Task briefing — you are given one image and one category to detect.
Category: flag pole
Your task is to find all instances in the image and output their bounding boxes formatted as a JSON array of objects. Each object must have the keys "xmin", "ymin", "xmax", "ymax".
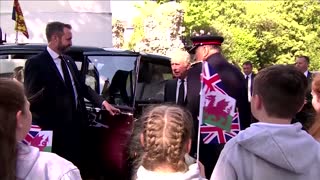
[
  {"xmin": 196, "ymin": 61, "xmax": 206, "ymax": 163},
  {"xmin": 15, "ymin": 31, "xmax": 18, "ymax": 43}
]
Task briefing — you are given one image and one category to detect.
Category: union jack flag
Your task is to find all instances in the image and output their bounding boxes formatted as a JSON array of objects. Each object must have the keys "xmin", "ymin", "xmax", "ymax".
[
  {"xmin": 201, "ymin": 114, "xmax": 240, "ymax": 144},
  {"xmin": 199, "ymin": 62, "xmax": 240, "ymax": 144},
  {"xmin": 22, "ymin": 125, "xmax": 41, "ymax": 145}
]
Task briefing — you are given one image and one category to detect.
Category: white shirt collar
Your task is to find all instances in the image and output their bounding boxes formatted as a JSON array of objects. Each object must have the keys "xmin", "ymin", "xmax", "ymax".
[
  {"xmin": 304, "ymin": 70, "xmax": 308, "ymax": 77},
  {"xmin": 46, "ymin": 46, "xmax": 60, "ymax": 60}
]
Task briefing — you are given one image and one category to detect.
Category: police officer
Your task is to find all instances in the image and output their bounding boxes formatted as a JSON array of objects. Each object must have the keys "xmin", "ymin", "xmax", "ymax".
[{"xmin": 186, "ymin": 35, "xmax": 251, "ymax": 178}]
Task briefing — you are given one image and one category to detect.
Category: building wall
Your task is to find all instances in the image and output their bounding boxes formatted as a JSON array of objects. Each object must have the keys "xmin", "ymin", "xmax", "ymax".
[{"xmin": 0, "ymin": 1, "xmax": 112, "ymax": 47}]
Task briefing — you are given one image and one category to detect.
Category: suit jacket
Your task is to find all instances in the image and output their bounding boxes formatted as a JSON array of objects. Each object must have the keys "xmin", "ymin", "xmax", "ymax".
[
  {"xmin": 24, "ymin": 50, "xmax": 105, "ymax": 161},
  {"xmin": 186, "ymin": 53, "xmax": 251, "ymax": 131},
  {"xmin": 164, "ymin": 79, "xmax": 178, "ymax": 103},
  {"xmin": 24, "ymin": 50, "xmax": 104, "ymax": 129},
  {"xmin": 186, "ymin": 53, "xmax": 252, "ymax": 177},
  {"xmin": 306, "ymin": 71, "xmax": 313, "ymax": 104},
  {"xmin": 244, "ymin": 73, "xmax": 255, "ymax": 99}
]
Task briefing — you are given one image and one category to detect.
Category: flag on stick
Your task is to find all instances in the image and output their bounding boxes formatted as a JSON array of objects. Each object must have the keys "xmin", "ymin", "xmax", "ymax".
[
  {"xmin": 198, "ymin": 62, "xmax": 240, "ymax": 144},
  {"xmin": 12, "ymin": 0, "xmax": 29, "ymax": 39}
]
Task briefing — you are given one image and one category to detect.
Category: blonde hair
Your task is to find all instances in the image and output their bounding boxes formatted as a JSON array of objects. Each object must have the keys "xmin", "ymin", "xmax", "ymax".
[
  {"xmin": 168, "ymin": 49, "xmax": 191, "ymax": 65},
  {"xmin": 140, "ymin": 105, "xmax": 193, "ymax": 172},
  {"xmin": 309, "ymin": 73, "xmax": 320, "ymax": 140}
]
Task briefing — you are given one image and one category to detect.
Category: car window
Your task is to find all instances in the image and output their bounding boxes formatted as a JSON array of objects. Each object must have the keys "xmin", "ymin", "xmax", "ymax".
[
  {"xmin": 86, "ymin": 55, "xmax": 137, "ymax": 106},
  {"xmin": 135, "ymin": 60, "xmax": 172, "ymax": 102},
  {"xmin": 0, "ymin": 54, "xmax": 31, "ymax": 82},
  {"xmin": 0, "ymin": 52, "xmax": 85, "ymax": 82}
]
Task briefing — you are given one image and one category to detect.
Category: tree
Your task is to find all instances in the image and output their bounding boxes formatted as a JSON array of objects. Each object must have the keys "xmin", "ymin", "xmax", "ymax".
[
  {"xmin": 129, "ymin": 0, "xmax": 320, "ymax": 70},
  {"xmin": 181, "ymin": 0, "xmax": 320, "ymax": 70},
  {"xmin": 112, "ymin": 19, "xmax": 125, "ymax": 48},
  {"xmin": 129, "ymin": 1, "xmax": 185, "ymax": 56}
]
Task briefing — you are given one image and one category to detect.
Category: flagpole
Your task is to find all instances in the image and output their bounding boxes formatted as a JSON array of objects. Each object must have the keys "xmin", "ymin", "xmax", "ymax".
[
  {"xmin": 196, "ymin": 61, "xmax": 205, "ymax": 163},
  {"xmin": 15, "ymin": 31, "xmax": 18, "ymax": 43}
]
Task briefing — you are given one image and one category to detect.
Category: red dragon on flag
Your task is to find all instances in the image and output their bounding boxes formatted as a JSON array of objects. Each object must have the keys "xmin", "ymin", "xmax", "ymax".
[{"xmin": 199, "ymin": 62, "xmax": 240, "ymax": 144}]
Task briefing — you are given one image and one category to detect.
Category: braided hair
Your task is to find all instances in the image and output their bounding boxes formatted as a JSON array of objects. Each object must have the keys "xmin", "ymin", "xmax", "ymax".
[{"xmin": 140, "ymin": 104, "xmax": 193, "ymax": 172}]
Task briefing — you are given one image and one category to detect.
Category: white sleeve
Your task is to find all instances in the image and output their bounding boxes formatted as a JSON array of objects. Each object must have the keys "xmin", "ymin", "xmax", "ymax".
[{"xmin": 60, "ymin": 168, "xmax": 82, "ymax": 180}]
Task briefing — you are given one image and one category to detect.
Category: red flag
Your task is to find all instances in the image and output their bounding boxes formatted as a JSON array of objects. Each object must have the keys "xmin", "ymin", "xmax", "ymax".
[{"xmin": 12, "ymin": 0, "xmax": 29, "ymax": 38}]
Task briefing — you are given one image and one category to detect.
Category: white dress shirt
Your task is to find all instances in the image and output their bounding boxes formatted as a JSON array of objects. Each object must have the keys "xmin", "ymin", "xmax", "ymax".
[
  {"xmin": 47, "ymin": 47, "xmax": 78, "ymax": 103},
  {"xmin": 304, "ymin": 70, "xmax": 308, "ymax": 77},
  {"xmin": 175, "ymin": 78, "xmax": 187, "ymax": 103}
]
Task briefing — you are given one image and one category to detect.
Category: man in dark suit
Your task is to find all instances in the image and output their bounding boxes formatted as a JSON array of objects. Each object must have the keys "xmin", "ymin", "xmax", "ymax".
[
  {"xmin": 242, "ymin": 61, "xmax": 255, "ymax": 102},
  {"xmin": 294, "ymin": 55, "xmax": 315, "ymax": 129},
  {"xmin": 24, "ymin": 21, "xmax": 119, "ymax": 169},
  {"xmin": 164, "ymin": 50, "xmax": 191, "ymax": 106},
  {"xmin": 186, "ymin": 35, "xmax": 251, "ymax": 178}
]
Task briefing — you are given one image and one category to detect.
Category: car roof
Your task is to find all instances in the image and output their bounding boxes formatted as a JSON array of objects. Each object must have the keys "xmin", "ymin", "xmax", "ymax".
[
  {"xmin": 0, "ymin": 43, "xmax": 171, "ymax": 65},
  {"xmin": 0, "ymin": 43, "xmax": 105, "ymax": 54},
  {"xmin": 101, "ymin": 48, "xmax": 170, "ymax": 61},
  {"xmin": 0, "ymin": 44, "xmax": 170, "ymax": 60}
]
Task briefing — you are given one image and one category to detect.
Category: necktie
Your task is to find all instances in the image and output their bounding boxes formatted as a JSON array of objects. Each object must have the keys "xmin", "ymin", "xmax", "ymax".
[
  {"xmin": 177, "ymin": 79, "xmax": 185, "ymax": 105},
  {"xmin": 59, "ymin": 56, "xmax": 76, "ymax": 107},
  {"xmin": 245, "ymin": 75, "xmax": 249, "ymax": 87}
]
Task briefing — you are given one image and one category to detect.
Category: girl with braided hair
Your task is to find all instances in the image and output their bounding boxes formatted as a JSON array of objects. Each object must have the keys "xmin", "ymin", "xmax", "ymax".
[{"xmin": 132, "ymin": 104, "xmax": 206, "ymax": 180}]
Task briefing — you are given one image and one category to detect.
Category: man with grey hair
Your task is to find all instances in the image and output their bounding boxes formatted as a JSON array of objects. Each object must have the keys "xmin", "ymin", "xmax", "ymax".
[{"xmin": 164, "ymin": 49, "xmax": 191, "ymax": 106}]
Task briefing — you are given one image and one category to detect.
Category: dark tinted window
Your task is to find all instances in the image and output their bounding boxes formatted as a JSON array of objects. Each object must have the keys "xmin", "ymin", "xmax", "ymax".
[{"xmin": 135, "ymin": 59, "xmax": 172, "ymax": 102}]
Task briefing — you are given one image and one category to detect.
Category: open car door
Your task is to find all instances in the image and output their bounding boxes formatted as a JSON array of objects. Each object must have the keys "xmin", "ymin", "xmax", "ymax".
[
  {"xmin": 82, "ymin": 50, "xmax": 139, "ymax": 179},
  {"xmin": 81, "ymin": 50, "xmax": 172, "ymax": 179}
]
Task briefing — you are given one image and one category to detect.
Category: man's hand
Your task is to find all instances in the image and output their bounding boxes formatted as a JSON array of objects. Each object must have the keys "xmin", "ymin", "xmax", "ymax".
[{"xmin": 102, "ymin": 100, "xmax": 120, "ymax": 116}]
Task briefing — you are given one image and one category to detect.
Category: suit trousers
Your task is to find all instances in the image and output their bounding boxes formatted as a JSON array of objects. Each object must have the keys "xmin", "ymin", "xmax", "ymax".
[{"xmin": 52, "ymin": 108, "xmax": 85, "ymax": 171}]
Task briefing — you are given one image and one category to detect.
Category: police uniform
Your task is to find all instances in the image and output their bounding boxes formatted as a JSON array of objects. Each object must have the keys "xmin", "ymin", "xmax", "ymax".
[{"xmin": 186, "ymin": 35, "xmax": 251, "ymax": 178}]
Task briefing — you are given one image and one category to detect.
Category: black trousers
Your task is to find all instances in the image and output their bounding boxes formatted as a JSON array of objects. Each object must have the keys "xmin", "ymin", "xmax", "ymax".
[
  {"xmin": 199, "ymin": 143, "xmax": 225, "ymax": 179},
  {"xmin": 51, "ymin": 108, "xmax": 86, "ymax": 172}
]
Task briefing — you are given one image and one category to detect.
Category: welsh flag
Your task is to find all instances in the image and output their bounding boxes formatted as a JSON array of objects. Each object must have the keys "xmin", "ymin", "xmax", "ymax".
[
  {"xmin": 23, "ymin": 125, "xmax": 53, "ymax": 152},
  {"xmin": 199, "ymin": 62, "xmax": 240, "ymax": 144}
]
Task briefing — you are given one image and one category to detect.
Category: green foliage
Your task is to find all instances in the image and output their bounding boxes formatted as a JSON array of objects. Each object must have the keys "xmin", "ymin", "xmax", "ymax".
[
  {"xmin": 129, "ymin": 0, "xmax": 320, "ymax": 70},
  {"xmin": 181, "ymin": 0, "xmax": 320, "ymax": 70},
  {"xmin": 127, "ymin": 1, "xmax": 160, "ymax": 50}
]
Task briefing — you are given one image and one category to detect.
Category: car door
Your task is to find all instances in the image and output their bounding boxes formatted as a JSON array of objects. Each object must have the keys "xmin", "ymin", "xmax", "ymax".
[
  {"xmin": 82, "ymin": 51, "xmax": 138, "ymax": 179},
  {"xmin": 133, "ymin": 54, "xmax": 172, "ymax": 117}
]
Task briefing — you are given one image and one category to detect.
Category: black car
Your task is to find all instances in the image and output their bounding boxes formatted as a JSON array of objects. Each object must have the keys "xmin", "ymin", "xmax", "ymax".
[{"xmin": 0, "ymin": 43, "xmax": 172, "ymax": 179}]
